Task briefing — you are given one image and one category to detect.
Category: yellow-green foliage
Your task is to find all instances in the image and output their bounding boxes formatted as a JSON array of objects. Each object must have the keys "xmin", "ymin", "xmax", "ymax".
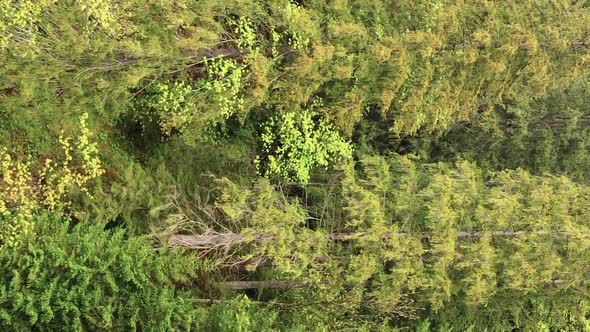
[
  {"xmin": 235, "ymin": 16, "xmax": 258, "ymax": 52},
  {"xmin": 76, "ymin": 0, "xmax": 118, "ymax": 32},
  {"xmin": 204, "ymin": 57, "xmax": 247, "ymax": 119},
  {"xmin": 132, "ymin": 57, "xmax": 247, "ymax": 143},
  {"xmin": 0, "ymin": 113, "xmax": 103, "ymax": 246},
  {"xmin": 213, "ymin": 177, "xmax": 328, "ymax": 278},
  {"xmin": 0, "ymin": 0, "xmax": 123, "ymax": 51},
  {"xmin": 0, "ymin": 153, "xmax": 36, "ymax": 246},
  {"xmin": 256, "ymin": 109, "xmax": 352, "ymax": 183},
  {"xmin": 0, "ymin": 0, "xmax": 203, "ymax": 61},
  {"xmin": 456, "ymin": 234, "xmax": 497, "ymax": 305},
  {"xmin": 282, "ymin": 2, "xmax": 312, "ymax": 51},
  {"xmin": 0, "ymin": 0, "xmax": 55, "ymax": 51},
  {"xmin": 133, "ymin": 80, "xmax": 194, "ymax": 136}
]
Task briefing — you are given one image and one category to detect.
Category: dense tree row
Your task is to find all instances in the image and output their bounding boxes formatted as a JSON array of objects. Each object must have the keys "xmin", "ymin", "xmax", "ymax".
[{"xmin": 1, "ymin": 0, "xmax": 590, "ymax": 330}]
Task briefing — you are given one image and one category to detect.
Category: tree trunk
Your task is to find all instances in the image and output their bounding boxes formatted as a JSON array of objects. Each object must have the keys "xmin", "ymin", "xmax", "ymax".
[
  {"xmin": 169, "ymin": 229, "xmax": 579, "ymax": 248},
  {"xmin": 220, "ymin": 278, "xmax": 564, "ymax": 290},
  {"xmin": 169, "ymin": 233, "xmax": 273, "ymax": 249},
  {"xmin": 222, "ymin": 280, "xmax": 308, "ymax": 290}
]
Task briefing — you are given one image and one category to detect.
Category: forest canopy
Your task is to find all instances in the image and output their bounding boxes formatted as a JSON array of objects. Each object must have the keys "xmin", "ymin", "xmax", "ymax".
[{"xmin": 1, "ymin": 0, "xmax": 590, "ymax": 330}]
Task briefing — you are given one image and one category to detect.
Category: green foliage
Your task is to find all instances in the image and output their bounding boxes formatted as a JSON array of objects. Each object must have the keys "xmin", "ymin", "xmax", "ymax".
[
  {"xmin": 0, "ymin": 113, "xmax": 104, "ymax": 247},
  {"xmin": 203, "ymin": 57, "xmax": 247, "ymax": 120},
  {"xmin": 131, "ymin": 57, "xmax": 248, "ymax": 144},
  {"xmin": 256, "ymin": 110, "xmax": 352, "ymax": 183},
  {"xmin": 132, "ymin": 80, "xmax": 195, "ymax": 136},
  {"xmin": 424, "ymin": 75, "xmax": 590, "ymax": 182},
  {"xmin": 0, "ymin": 0, "xmax": 55, "ymax": 53},
  {"xmin": 2, "ymin": 0, "xmax": 590, "ymax": 330},
  {"xmin": 83, "ymin": 160, "xmax": 175, "ymax": 233},
  {"xmin": 355, "ymin": 155, "xmax": 590, "ymax": 329},
  {"xmin": 203, "ymin": 296, "xmax": 280, "ymax": 332},
  {"xmin": 214, "ymin": 177, "xmax": 328, "ymax": 277},
  {"xmin": 192, "ymin": 154, "xmax": 590, "ymax": 328},
  {"xmin": 0, "ymin": 214, "xmax": 202, "ymax": 331}
]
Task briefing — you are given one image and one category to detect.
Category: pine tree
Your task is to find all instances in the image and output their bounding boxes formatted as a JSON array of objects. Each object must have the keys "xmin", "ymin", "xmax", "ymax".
[
  {"xmin": 423, "ymin": 74, "xmax": 590, "ymax": 182},
  {"xmin": 161, "ymin": 154, "xmax": 590, "ymax": 329}
]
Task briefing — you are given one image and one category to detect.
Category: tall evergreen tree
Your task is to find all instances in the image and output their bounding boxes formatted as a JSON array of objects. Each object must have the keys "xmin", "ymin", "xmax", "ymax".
[{"xmin": 162, "ymin": 154, "xmax": 590, "ymax": 329}]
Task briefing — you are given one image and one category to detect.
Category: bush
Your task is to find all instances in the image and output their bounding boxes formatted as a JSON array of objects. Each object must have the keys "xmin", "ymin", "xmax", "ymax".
[
  {"xmin": 256, "ymin": 110, "xmax": 352, "ymax": 183},
  {"xmin": 0, "ymin": 214, "xmax": 203, "ymax": 331}
]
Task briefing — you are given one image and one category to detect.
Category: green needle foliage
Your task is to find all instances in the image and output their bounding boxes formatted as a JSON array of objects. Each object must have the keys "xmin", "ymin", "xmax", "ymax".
[
  {"xmin": 169, "ymin": 154, "xmax": 590, "ymax": 329},
  {"xmin": 1, "ymin": 0, "xmax": 590, "ymax": 330},
  {"xmin": 0, "ymin": 214, "xmax": 202, "ymax": 331}
]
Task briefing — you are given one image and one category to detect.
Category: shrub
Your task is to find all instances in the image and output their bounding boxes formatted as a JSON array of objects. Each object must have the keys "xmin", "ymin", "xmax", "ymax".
[
  {"xmin": 0, "ymin": 113, "xmax": 104, "ymax": 247},
  {"xmin": 0, "ymin": 214, "xmax": 202, "ymax": 331},
  {"xmin": 256, "ymin": 110, "xmax": 352, "ymax": 183}
]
